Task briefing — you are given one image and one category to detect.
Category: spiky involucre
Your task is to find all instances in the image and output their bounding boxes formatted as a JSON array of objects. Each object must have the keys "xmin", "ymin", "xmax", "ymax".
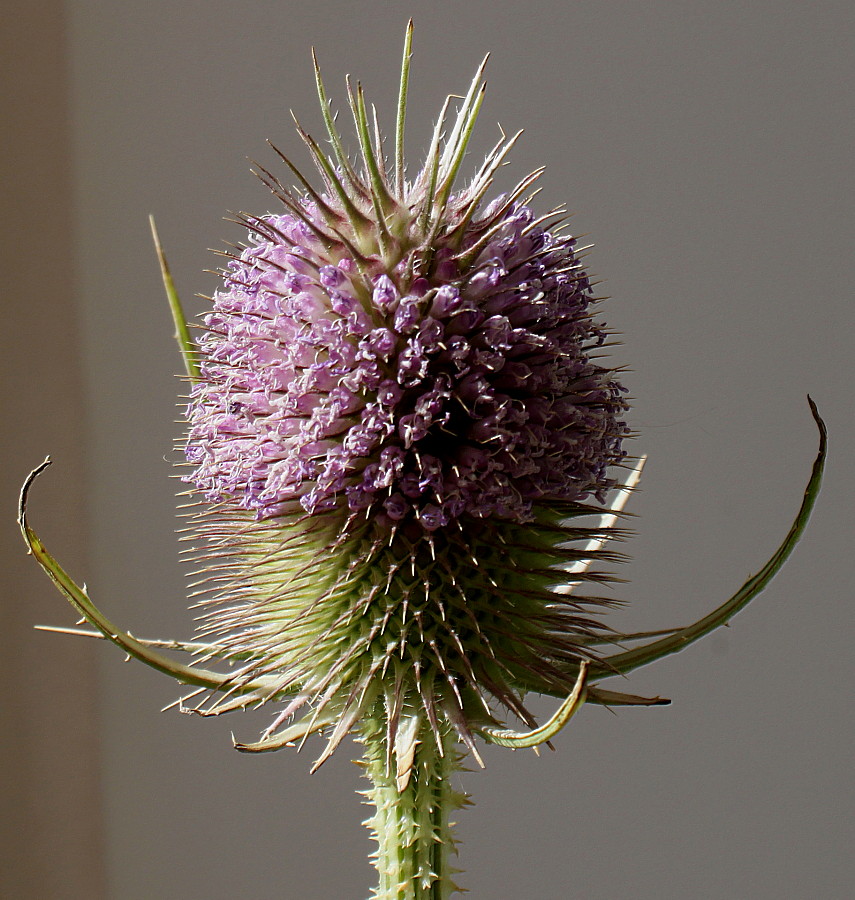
[{"xmin": 180, "ymin": 43, "xmax": 629, "ymax": 770}]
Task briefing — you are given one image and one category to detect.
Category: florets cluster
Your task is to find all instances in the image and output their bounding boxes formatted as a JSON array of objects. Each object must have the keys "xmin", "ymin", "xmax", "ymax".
[{"xmin": 186, "ymin": 198, "xmax": 627, "ymax": 533}]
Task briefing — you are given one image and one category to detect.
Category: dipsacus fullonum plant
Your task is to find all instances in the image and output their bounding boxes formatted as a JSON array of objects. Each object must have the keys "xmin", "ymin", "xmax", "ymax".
[{"xmin": 21, "ymin": 23, "xmax": 825, "ymax": 900}]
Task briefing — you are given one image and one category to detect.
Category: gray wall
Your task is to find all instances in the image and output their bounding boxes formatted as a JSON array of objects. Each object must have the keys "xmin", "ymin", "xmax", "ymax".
[
  {"xmin": 1, "ymin": 3, "xmax": 104, "ymax": 897},
  {"xmin": 6, "ymin": 1, "xmax": 853, "ymax": 897}
]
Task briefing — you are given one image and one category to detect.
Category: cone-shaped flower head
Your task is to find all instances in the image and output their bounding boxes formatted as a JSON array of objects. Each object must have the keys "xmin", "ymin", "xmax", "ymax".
[{"xmin": 181, "ymin": 38, "xmax": 629, "ymax": 765}]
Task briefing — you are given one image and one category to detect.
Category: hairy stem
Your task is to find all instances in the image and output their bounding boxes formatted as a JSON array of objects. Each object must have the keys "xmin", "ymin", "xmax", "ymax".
[{"xmin": 360, "ymin": 709, "xmax": 465, "ymax": 899}]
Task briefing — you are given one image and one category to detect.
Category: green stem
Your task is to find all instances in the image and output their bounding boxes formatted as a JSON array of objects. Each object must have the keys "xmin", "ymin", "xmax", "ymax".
[{"xmin": 360, "ymin": 710, "xmax": 464, "ymax": 899}]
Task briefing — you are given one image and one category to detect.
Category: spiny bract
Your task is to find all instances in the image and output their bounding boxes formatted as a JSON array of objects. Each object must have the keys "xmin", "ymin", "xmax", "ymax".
[{"xmin": 179, "ymin": 36, "xmax": 630, "ymax": 771}]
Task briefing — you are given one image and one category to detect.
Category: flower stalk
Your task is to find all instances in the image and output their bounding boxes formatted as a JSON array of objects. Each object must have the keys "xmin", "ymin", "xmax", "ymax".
[{"xmin": 360, "ymin": 711, "xmax": 464, "ymax": 899}]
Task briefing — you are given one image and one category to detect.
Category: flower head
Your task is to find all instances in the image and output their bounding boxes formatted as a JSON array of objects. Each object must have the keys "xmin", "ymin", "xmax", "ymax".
[
  {"xmin": 179, "ymin": 35, "xmax": 630, "ymax": 766},
  {"xmin": 187, "ymin": 203, "xmax": 624, "ymax": 528}
]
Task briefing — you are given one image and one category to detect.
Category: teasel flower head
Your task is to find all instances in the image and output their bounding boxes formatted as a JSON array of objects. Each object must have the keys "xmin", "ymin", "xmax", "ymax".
[{"xmin": 178, "ymin": 31, "xmax": 631, "ymax": 770}]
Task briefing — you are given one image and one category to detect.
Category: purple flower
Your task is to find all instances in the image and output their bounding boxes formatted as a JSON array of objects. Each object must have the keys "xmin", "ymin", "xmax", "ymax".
[
  {"xmin": 185, "ymin": 197, "xmax": 626, "ymax": 534},
  {"xmin": 179, "ymin": 36, "xmax": 631, "ymax": 769}
]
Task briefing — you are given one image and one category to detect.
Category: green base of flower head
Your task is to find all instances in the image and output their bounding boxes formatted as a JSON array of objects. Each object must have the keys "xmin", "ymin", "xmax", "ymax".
[{"xmin": 169, "ymin": 492, "xmax": 624, "ymax": 768}]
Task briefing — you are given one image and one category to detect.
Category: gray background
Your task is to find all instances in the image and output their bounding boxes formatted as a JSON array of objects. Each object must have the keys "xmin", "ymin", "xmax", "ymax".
[{"xmin": 3, "ymin": 1, "xmax": 853, "ymax": 898}]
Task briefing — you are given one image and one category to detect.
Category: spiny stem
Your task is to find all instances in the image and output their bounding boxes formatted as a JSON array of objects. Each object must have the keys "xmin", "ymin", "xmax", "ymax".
[{"xmin": 360, "ymin": 708, "xmax": 465, "ymax": 899}]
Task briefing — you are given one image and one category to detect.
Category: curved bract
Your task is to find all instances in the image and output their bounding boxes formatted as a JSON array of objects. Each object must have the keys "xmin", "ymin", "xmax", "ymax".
[{"xmin": 594, "ymin": 397, "xmax": 826, "ymax": 681}]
